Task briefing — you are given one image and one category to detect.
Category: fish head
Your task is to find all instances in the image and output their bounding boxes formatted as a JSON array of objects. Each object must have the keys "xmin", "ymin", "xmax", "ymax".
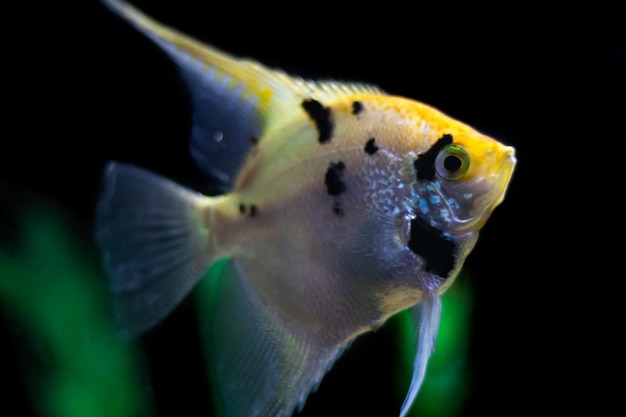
[{"xmin": 410, "ymin": 130, "xmax": 516, "ymax": 236}]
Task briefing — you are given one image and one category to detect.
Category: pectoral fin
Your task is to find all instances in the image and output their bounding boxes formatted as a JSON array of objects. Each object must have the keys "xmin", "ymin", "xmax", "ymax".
[
  {"xmin": 204, "ymin": 259, "xmax": 348, "ymax": 417},
  {"xmin": 399, "ymin": 292, "xmax": 442, "ymax": 417}
]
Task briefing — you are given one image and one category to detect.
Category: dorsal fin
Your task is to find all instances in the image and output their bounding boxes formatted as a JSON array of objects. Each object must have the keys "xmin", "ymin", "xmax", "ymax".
[{"xmin": 102, "ymin": 0, "xmax": 383, "ymax": 191}]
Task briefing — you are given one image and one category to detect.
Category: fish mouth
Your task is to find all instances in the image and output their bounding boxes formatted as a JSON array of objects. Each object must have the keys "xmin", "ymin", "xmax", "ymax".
[
  {"xmin": 489, "ymin": 151, "xmax": 516, "ymax": 208},
  {"xmin": 444, "ymin": 150, "xmax": 516, "ymax": 234}
]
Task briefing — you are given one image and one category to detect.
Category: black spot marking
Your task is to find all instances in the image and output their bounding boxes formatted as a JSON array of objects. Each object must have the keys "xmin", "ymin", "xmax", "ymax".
[
  {"xmin": 249, "ymin": 205, "xmax": 259, "ymax": 217},
  {"xmin": 239, "ymin": 202, "xmax": 259, "ymax": 217},
  {"xmin": 413, "ymin": 134, "xmax": 453, "ymax": 181},
  {"xmin": 352, "ymin": 101, "xmax": 363, "ymax": 115},
  {"xmin": 407, "ymin": 217, "xmax": 457, "ymax": 278},
  {"xmin": 332, "ymin": 201, "xmax": 344, "ymax": 216},
  {"xmin": 364, "ymin": 138, "xmax": 379, "ymax": 155},
  {"xmin": 250, "ymin": 136, "xmax": 259, "ymax": 145},
  {"xmin": 302, "ymin": 99, "xmax": 334, "ymax": 143},
  {"xmin": 325, "ymin": 161, "xmax": 346, "ymax": 196}
]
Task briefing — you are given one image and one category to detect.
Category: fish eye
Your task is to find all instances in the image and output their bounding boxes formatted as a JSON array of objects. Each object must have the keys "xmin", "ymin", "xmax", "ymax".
[{"xmin": 435, "ymin": 145, "xmax": 470, "ymax": 180}]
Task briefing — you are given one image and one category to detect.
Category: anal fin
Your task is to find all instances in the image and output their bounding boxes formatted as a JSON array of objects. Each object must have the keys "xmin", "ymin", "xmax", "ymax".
[{"xmin": 201, "ymin": 259, "xmax": 347, "ymax": 417}]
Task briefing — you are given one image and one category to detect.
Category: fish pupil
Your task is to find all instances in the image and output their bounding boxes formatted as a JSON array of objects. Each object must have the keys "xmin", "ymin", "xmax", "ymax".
[{"xmin": 443, "ymin": 155, "xmax": 462, "ymax": 172}]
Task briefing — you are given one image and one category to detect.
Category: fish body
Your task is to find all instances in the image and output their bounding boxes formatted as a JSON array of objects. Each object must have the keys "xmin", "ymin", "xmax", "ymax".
[{"xmin": 96, "ymin": 1, "xmax": 516, "ymax": 416}]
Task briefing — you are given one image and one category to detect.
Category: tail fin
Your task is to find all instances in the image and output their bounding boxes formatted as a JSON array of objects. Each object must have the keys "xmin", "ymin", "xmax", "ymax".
[{"xmin": 95, "ymin": 162, "xmax": 212, "ymax": 338}]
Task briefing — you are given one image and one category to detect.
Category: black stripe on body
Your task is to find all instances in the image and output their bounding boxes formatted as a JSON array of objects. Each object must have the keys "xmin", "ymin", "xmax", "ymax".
[
  {"xmin": 407, "ymin": 216, "xmax": 456, "ymax": 278},
  {"xmin": 413, "ymin": 134, "xmax": 453, "ymax": 181},
  {"xmin": 302, "ymin": 99, "xmax": 334, "ymax": 143}
]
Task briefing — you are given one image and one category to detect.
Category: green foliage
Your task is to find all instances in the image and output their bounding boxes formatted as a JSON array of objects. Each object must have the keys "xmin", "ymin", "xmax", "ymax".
[{"xmin": 0, "ymin": 208, "xmax": 145, "ymax": 417}]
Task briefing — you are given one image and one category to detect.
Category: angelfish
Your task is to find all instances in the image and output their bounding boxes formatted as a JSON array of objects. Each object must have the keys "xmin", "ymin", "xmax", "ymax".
[{"xmin": 96, "ymin": 1, "xmax": 517, "ymax": 416}]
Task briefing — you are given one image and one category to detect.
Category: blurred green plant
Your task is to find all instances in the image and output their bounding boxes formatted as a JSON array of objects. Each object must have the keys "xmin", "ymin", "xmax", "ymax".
[{"xmin": 0, "ymin": 207, "xmax": 145, "ymax": 417}]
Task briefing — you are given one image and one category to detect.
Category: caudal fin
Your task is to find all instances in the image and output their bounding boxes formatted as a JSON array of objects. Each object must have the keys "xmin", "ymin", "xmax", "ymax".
[{"xmin": 95, "ymin": 162, "xmax": 212, "ymax": 338}]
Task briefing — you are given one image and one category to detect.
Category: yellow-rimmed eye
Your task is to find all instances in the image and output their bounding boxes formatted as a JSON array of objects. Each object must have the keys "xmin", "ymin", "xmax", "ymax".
[{"xmin": 435, "ymin": 145, "xmax": 470, "ymax": 180}]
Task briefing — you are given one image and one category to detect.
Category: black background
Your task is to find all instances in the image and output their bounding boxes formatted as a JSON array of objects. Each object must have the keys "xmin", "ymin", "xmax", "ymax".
[{"xmin": 2, "ymin": 0, "xmax": 624, "ymax": 416}]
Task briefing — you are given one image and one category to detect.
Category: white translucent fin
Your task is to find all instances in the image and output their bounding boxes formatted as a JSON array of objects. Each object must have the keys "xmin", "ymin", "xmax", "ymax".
[
  {"xmin": 101, "ymin": 0, "xmax": 384, "ymax": 191},
  {"xmin": 95, "ymin": 162, "xmax": 211, "ymax": 338},
  {"xmin": 209, "ymin": 260, "xmax": 348, "ymax": 417},
  {"xmin": 399, "ymin": 292, "xmax": 442, "ymax": 417}
]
